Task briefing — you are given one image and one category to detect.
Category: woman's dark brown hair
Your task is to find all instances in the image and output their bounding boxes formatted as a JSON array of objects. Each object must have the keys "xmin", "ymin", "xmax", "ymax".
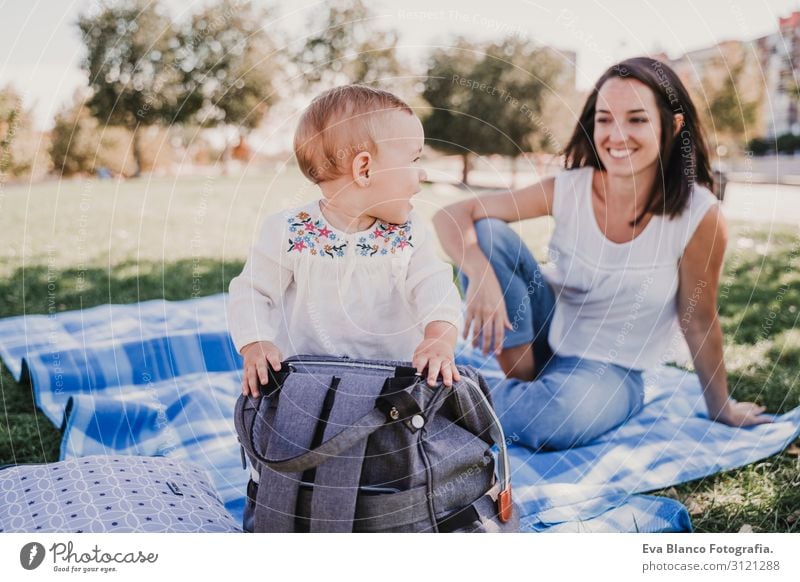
[{"xmin": 562, "ymin": 57, "xmax": 712, "ymax": 225}]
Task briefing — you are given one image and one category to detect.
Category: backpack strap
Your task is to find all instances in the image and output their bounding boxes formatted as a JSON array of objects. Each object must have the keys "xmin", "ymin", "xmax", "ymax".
[
  {"xmin": 307, "ymin": 371, "xmax": 390, "ymax": 532},
  {"xmin": 254, "ymin": 372, "xmax": 332, "ymax": 532}
]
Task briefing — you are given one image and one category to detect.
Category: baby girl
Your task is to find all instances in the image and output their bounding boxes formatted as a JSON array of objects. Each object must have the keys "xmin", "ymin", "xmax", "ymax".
[{"xmin": 227, "ymin": 84, "xmax": 463, "ymax": 397}]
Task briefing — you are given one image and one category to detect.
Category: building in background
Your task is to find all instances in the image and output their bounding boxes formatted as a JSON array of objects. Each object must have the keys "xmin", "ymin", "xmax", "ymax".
[
  {"xmin": 755, "ymin": 11, "xmax": 800, "ymax": 137},
  {"xmin": 664, "ymin": 11, "xmax": 800, "ymax": 141}
]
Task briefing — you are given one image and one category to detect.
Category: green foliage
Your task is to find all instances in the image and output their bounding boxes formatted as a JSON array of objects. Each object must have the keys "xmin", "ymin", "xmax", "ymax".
[
  {"xmin": 77, "ymin": 0, "xmax": 188, "ymax": 175},
  {"xmin": 420, "ymin": 38, "xmax": 484, "ymax": 181},
  {"xmin": 48, "ymin": 90, "xmax": 122, "ymax": 176},
  {"xmin": 77, "ymin": 0, "xmax": 188, "ymax": 129},
  {"xmin": 708, "ymin": 61, "xmax": 758, "ymax": 137},
  {"xmin": 744, "ymin": 133, "xmax": 800, "ymax": 156},
  {"xmin": 0, "ymin": 85, "xmax": 34, "ymax": 178},
  {"xmin": 421, "ymin": 36, "xmax": 564, "ymax": 184},
  {"xmin": 0, "ymin": 88, "xmax": 20, "ymax": 176},
  {"xmin": 177, "ymin": 0, "xmax": 278, "ymax": 132},
  {"xmin": 746, "ymin": 137, "xmax": 772, "ymax": 156},
  {"xmin": 76, "ymin": 0, "xmax": 278, "ymax": 175},
  {"xmin": 775, "ymin": 132, "xmax": 800, "ymax": 154},
  {"xmin": 295, "ymin": 0, "xmax": 404, "ymax": 91}
]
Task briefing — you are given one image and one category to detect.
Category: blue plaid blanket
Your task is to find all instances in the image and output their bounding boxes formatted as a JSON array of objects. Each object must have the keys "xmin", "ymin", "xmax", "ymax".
[{"xmin": 1, "ymin": 294, "xmax": 798, "ymax": 532}]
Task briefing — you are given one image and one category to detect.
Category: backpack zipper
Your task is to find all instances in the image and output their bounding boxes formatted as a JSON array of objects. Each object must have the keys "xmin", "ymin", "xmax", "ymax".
[{"xmin": 285, "ymin": 358, "xmax": 417, "ymax": 373}]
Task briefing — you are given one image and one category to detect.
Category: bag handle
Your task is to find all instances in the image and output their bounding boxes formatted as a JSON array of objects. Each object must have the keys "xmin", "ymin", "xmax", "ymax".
[
  {"xmin": 238, "ymin": 373, "xmax": 414, "ymax": 473},
  {"xmin": 456, "ymin": 375, "xmax": 513, "ymax": 523}
]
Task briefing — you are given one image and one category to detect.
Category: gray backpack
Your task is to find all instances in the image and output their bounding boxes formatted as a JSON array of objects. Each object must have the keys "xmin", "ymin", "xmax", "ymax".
[{"xmin": 234, "ymin": 354, "xmax": 519, "ymax": 533}]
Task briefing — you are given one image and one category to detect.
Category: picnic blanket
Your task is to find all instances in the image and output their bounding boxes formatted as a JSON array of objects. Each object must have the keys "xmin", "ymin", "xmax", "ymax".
[{"xmin": 1, "ymin": 293, "xmax": 798, "ymax": 532}]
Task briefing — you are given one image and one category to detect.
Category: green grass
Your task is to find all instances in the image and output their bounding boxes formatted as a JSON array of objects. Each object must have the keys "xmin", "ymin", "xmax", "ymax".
[
  {"xmin": 650, "ymin": 225, "xmax": 800, "ymax": 532},
  {"xmin": 1, "ymin": 172, "xmax": 798, "ymax": 531}
]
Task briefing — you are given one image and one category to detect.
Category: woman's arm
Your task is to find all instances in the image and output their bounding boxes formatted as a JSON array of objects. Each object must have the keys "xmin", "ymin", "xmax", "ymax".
[
  {"xmin": 431, "ymin": 177, "xmax": 555, "ymax": 353},
  {"xmin": 677, "ymin": 205, "xmax": 772, "ymax": 426},
  {"xmin": 432, "ymin": 177, "xmax": 555, "ymax": 279}
]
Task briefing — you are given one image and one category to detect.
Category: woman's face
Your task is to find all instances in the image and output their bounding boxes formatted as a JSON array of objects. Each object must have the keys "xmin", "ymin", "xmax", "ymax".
[{"xmin": 593, "ymin": 77, "xmax": 663, "ymax": 177}]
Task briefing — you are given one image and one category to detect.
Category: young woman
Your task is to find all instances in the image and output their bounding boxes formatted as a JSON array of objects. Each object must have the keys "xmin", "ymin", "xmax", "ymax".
[{"xmin": 433, "ymin": 57, "xmax": 772, "ymax": 451}]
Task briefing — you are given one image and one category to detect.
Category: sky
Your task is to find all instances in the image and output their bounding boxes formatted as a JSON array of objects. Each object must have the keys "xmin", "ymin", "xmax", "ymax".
[{"xmin": 1, "ymin": 0, "xmax": 799, "ymax": 131}]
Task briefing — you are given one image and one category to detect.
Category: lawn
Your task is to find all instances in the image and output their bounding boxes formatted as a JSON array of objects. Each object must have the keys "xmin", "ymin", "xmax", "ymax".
[{"xmin": 1, "ymin": 170, "xmax": 798, "ymax": 532}]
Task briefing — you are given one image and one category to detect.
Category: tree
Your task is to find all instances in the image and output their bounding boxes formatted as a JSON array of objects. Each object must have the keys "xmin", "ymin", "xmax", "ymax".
[
  {"xmin": 421, "ymin": 40, "xmax": 485, "ymax": 184},
  {"xmin": 77, "ymin": 0, "xmax": 190, "ymax": 176},
  {"xmin": 707, "ymin": 58, "xmax": 759, "ymax": 150},
  {"xmin": 473, "ymin": 38, "xmax": 563, "ymax": 184},
  {"xmin": 0, "ymin": 85, "xmax": 37, "ymax": 179},
  {"xmin": 177, "ymin": 0, "xmax": 278, "ymax": 167},
  {"xmin": 686, "ymin": 52, "xmax": 761, "ymax": 155},
  {"xmin": 294, "ymin": 0, "xmax": 404, "ymax": 91},
  {"xmin": 422, "ymin": 37, "xmax": 564, "ymax": 185},
  {"xmin": 50, "ymin": 90, "xmax": 106, "ymax": 176},
  {"xmin": 0, "ymin": 86, "xmax": 23, "ymax": 178}
]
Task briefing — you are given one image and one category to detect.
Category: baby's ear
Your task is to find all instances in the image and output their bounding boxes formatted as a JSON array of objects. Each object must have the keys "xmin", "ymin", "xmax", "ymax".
[{"xmin": 352, "ymin": 151, "xmax": 372, "ymax": 187}]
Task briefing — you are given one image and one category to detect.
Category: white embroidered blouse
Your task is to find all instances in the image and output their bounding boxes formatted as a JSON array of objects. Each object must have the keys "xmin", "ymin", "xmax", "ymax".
[{"xmin": 226, "ymin": 199, "xmax": 463, "ymax": 361}]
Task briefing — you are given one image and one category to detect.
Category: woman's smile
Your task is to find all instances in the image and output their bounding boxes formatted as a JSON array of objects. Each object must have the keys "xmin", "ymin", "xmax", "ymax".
[{"xmin": 607, "ymin": 147, "xmax": 638, "ymax": 160}]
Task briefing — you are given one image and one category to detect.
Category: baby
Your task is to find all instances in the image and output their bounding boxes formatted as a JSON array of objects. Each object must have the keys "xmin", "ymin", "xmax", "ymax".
[{"xmin": 227, "ymin": 84, "xmax": 463, "ymax": 398}]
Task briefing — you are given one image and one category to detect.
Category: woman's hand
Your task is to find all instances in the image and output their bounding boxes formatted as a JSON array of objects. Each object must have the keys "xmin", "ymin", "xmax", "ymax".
[
  {"xmin": 463, "ymin": 270, "xmax": 513, "ymax": 355},
  {"xmin": 240, "ymin": 340, "xmax": 283, "ymax": 398},
  {"xmin": 710, "ymin": 399, "xmax": 774, "ymax": 427}
]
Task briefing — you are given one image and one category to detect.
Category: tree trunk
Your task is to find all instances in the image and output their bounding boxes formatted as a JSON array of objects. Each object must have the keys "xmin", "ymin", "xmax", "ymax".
[
  {"xmin": 131, "ymin": 126, "xmax": 143, "ymax": 178},
  {"xmin": 510, "ymin": 155, "xmax": 518, "ymax": 189},
  {"xmin": 461, "ymin": 153, "xmax": 471, "ymax": 185},
  {"xmin": 219, "ymin": 124, "xmax": 234, "ymax": 176}
]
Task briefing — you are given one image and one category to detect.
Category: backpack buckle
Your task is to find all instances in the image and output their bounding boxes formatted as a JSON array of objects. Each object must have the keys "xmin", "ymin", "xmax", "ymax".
[{"xmin": 376, "ymin": 391, "xmax": 425, "ymax": 432}]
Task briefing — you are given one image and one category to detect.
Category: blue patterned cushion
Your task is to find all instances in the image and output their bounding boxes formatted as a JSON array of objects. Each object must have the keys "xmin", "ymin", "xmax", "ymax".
[{"xmin": 0, "ymin": 455, "xmax": 241, "ymax": 533}]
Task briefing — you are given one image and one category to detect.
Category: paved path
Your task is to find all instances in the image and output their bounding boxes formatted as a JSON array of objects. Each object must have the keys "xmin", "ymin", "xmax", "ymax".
[
  {"xmin": 423, "ymin": 174, "xmax": 800, "ymax": 228},
  {"xmin": 720, "ymin": 181, "xmax": 800, "ymax": 226}
]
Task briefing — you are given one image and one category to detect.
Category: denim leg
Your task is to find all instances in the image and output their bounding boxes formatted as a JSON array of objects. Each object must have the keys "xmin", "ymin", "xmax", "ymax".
[
  {"xmin": 490, "ymin": 355, "xmax": 646, "ymax": 451},
  {"xmin": 457, "ymin": 218, "xmax": 556, "ymax": 373}
]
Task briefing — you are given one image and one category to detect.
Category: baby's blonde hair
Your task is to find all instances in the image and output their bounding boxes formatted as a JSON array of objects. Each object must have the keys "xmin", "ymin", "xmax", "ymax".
[{"xmin": 293, "ymin": 85, "xmax": 413, "ymax": 184}]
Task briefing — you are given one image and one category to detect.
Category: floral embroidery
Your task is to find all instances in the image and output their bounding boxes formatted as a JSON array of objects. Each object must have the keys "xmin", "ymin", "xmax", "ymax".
[
  {"xmin": 356, "ymin": 223, "xmax": 413, "ymax": 257},
  {"xmin": 287, "ymin": 210, "xmax": 344, "ymax": 258},
  {"xmin": 286, "ymin": 207, "xmax": 413, "ymax": 259}
]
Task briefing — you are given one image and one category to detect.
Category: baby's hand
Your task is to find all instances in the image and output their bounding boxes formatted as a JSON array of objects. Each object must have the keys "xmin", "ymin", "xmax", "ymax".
[
  {"xmin": 240, "ymin": 340, "xmax": 283, "ymax": 398},
  {"xmin": 412, "ymin": 336, "xmax": 461, "ymax": 388}
]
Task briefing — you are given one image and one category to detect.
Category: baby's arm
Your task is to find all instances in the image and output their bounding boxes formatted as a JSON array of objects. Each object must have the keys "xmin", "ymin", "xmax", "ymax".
[
  {"xmin": 404, "ymin": 213, "xmax": 464, "ymax": 386},
  {"xmin": 227, "ymin": 212, "xmax": 293, "ymax": 396}
]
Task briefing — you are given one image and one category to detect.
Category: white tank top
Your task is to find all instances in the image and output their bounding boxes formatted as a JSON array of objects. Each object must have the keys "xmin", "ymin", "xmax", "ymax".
[{"xmin": 540, "ymin": 166, "xmax": 719, "ymax": 370}]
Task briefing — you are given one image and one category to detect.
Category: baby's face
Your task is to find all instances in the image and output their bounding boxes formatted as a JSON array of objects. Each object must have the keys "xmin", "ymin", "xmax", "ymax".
[{"xmin": 366, "ymin": 110, "xmax": 427, "ymax": 224}]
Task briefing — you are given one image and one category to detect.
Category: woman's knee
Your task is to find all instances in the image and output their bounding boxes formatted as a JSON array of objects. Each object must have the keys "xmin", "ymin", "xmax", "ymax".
[
  {"xmin": 522, "ymin": 399, "xmax": 604, "ymax": 450},
  {"xmin": 545, "ymin": 371, "xmax": 644, "ymax": 449},
  {"xmin": 491, "ymin": 375, "xmax": 573, "ymax": 450},
  {"xmin": 530, "ymin": 392, "xmax": 588, "ymax": 450},
  {"xmin": 495, "ymin": 366, "xmax": 641, "ymax": 451},
  {"xmin": 473, "ymin": 218, "xmax": 524, "ymax": 265}
]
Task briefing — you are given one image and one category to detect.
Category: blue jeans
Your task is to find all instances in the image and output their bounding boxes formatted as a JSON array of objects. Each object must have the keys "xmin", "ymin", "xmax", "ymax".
[{"xmin": 457, "ymin": 218, "xmax": 645, "ymax": 451}]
